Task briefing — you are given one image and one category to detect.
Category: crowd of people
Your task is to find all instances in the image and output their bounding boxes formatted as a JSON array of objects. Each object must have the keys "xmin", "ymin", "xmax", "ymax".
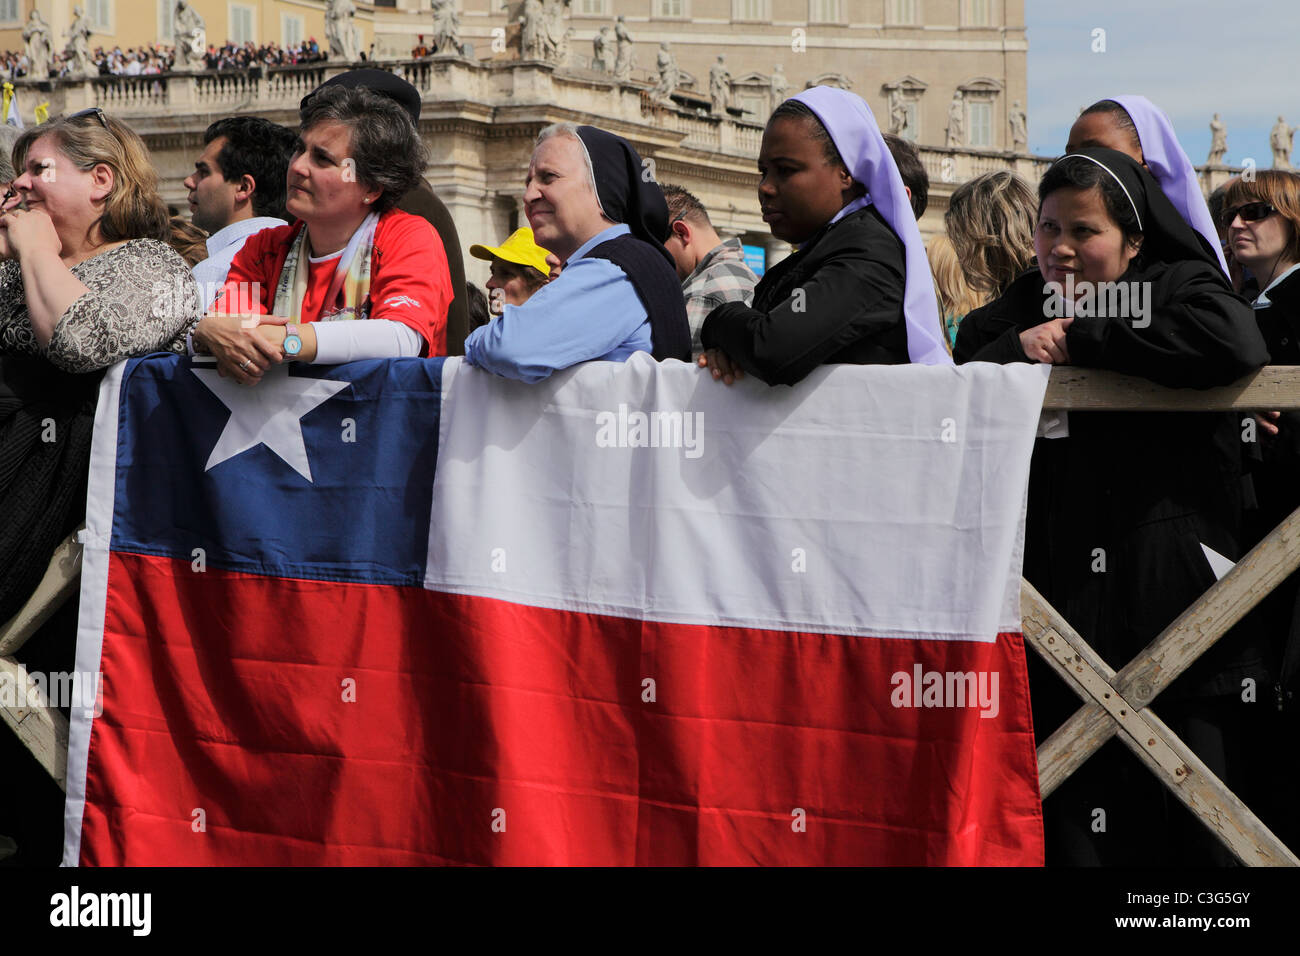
[
  {"xmin": 0, "ymin": 67, "xmax": 1297, "ymax": 867},
  {"xmin": 0, "ymin": 39, "xmax": 332, "ymax": 81}
]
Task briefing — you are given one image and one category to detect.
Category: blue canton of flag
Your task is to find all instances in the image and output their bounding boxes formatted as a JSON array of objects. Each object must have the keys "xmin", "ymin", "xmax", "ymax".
[{"xmin": 109, "ymin": 355, "xmax": 445, "ymax": 586}]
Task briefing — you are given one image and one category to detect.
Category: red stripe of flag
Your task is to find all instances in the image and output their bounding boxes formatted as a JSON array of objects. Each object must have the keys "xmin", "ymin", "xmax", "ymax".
[{"xmin": 79, "ymin": 552, "xmax": 1042, "ymax": 865}]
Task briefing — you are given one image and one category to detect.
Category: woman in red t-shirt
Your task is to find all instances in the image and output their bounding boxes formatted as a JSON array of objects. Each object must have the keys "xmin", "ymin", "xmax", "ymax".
[{"xmin": 192, "ymin": 84, "xmax": 452, "ymax": 385}]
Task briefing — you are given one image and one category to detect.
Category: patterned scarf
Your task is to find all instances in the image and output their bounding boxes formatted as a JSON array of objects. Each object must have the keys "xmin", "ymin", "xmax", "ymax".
[{"xmin": 272, "ymin": 212, "xmax": 379, "ymax": 322}]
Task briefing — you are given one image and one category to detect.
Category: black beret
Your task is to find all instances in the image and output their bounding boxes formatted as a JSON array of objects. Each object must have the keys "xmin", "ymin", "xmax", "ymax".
[{"xmin": 300, "ymin": 69, "xmax": 422, "ymax": 125}]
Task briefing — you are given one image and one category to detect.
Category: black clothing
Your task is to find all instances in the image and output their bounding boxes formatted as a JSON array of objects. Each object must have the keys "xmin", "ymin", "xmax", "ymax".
[
  {"xmin": 575, "ymin": 127, "xmax": 676, "ymax": 270},
  {"xmin": 396, "ymin": 180, "xmax": 469, "ymax": 356},
  {"xmin": 956, "ymin": 266, "xmax": 1269, "ymax": 699},
  {"xmin": 302, "ymin": 68, "xmax": 423, "ymax": 125},
  {"xmin": 700, "ymin": 204, "xmax": 907, "ymax": 385},
  {"xmin": 1240, "ymin": 267, "xmax": 1300, "ymax": 852},
  {"xmin": 957, "ymin": 266, "xmax": 1268, "ymax": 864},
  {"xmin": 0, "ymin": 356, "xmax": 102, "ymax": 623},
  {"xmin": 1249, "ymin": 269, "xmax": 1300, "ymax": 477},
  {"xmin": 588, "ymin": 235, "xmax": 692, "ymax": 362},
  {"xmin": 954, "ymin": 188, "xmax": 1270, "ymax": 864}
]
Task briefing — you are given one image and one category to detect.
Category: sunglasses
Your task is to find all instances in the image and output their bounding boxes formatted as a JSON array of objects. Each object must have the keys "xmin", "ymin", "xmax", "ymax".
[
  {"xmin": 1220, "ymin": 201, "xmax": 1277, "ymax": 229},
  {"xmin": 67, "ymin": 106, "xmax": 109, "ymax": 128}
]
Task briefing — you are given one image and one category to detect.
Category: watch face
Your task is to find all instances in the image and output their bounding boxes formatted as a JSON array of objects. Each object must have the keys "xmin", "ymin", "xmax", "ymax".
[{"xmin": 284, "ymin": 334, "xmax": 302, "ymax": 356}]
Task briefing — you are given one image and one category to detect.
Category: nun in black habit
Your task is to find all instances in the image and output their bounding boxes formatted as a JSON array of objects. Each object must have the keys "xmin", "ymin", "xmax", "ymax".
[{"xmin": 955, "ymin": 148, "xmax": 1271, "ymax": 865}]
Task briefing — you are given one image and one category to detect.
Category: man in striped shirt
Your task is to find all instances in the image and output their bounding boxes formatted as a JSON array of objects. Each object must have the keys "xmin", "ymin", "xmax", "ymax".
[{"xmin": 662, "ymin": 184, "xmax": 759, "ymax": 357}]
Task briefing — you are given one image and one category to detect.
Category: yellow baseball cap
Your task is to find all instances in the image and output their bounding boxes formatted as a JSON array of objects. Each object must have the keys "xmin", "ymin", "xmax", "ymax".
[{"xmin": 469, "ymin": 227, "xmax": 553, "ymax": 276}]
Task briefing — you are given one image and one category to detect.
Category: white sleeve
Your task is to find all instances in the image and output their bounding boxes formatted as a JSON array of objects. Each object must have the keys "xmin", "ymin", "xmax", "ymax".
[{"xmin": 309, "ymin": 320, "xmax": 424, "ymax": 364}]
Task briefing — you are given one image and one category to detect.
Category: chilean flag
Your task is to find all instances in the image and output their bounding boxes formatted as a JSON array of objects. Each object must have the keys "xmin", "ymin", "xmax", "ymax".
[{"xmin": 63, "ymin": 352, "xmax": 1047, "ymax": 866}]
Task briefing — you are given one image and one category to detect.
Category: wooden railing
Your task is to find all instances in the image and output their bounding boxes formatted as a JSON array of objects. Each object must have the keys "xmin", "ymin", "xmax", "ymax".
[{"xmin": 4, "ymin": 366, "xmax": 1298, "ymax": 864}]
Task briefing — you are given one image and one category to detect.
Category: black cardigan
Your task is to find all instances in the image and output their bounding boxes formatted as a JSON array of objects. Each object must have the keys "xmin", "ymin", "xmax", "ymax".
[{"xmin": 700, "ymin": 205, "xmax": 908, "ymax": 385}]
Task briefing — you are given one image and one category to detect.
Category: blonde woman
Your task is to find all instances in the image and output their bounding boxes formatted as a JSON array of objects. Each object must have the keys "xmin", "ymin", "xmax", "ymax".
[
  {"xmin": 944, "ymin": 170, "xmax": 1037, "ymax": 305},
  {"xmin": 925, "ymin": 234, "xmax": 982, "ymax": 352},
  {"xmin": 0, "ymin": 108, "xmax": 198, "ymax": 371}
]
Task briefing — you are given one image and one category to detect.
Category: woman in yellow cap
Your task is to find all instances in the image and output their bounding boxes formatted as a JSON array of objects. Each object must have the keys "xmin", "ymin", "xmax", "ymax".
[{"xmin": 470, "ymin": 226, "xmax": 555, "ymax": 315}]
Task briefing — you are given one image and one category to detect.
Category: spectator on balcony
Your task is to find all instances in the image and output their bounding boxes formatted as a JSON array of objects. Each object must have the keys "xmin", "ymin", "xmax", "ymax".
[
  {"xmin": 185, "ymin": 116, "xmax": 297, "ymax": 310},
  {"xmin": 194, "ymin": 83, "xmax": 452, "ymax": 383},
  {"xmin": 660, "ymin": 183, "xmax": 757, "ymax": 356},
  {"xmin": 1067, "ymin": 96, "xmax": 1228, "ymax": 276},
  {"xmin": 954, "ymin": 148, "xmax": 1270, "ymax": 865},
  {"xmin": 699, "ymin": 87, "xmax": 950, "ymax": 386},
  {"xmin": 463, "ymin": 123, "xmax": 691, "ymax": 382}
]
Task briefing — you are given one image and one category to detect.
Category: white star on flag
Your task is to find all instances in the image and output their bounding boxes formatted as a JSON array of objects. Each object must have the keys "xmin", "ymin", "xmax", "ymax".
[{"xmin": 192, "ymin": 364, "xmax": 350, "ymax": 482}]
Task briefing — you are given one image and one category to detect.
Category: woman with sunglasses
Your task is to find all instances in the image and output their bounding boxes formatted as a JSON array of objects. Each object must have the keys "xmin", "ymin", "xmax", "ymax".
[
  {"xmin": 1222, "ymin": 174, "xmax": 1300, "ymax": 842},
  {"xmin": 192, "ymin": 83, "xmax": 452, "ymax": 385},
  {"xmin": 956, "ymin": 148, "xmax": 1270, "ymax": 865}
]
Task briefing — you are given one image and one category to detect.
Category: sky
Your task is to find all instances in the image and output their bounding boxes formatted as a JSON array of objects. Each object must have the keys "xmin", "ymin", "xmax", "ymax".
[{"xmin": 1025, "ymin": 1, "xmax": 1300, "ymax": 166}]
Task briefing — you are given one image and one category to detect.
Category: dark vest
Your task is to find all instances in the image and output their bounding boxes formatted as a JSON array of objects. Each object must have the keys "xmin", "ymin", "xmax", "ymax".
[{"xmin": 587, "ymin": 235, "xmax": 692, "ymax": 362}]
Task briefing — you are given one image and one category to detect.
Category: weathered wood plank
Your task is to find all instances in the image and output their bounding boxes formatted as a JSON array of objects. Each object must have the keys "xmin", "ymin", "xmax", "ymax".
[
  {"xmin": 1119, "ymin": 503, "xmax": 1300, "ymax": 708},
  {"xmin": 0, "ymin": 655, "xmax": 69, "ymax": 792},
  {"xmin": 1043, "ymin": 366, "xmax": 1300, "ymax": 410},
  {"xmin": 0, "ymin": 531, "xmax": 83, "ymax": 658},
  {"xmin": 1021, "ymin": 583, "xmax": 1296, "ymax": 863},
  {"xmin": 1114, "ymin": 707, "xmax": 1298, "ymax": 865}
]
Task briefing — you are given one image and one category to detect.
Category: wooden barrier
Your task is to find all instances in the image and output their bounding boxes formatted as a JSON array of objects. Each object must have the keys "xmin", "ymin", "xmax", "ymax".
[{"xmin": 5, "ymin": 367, "xmax": 1300, "ymax": 858}]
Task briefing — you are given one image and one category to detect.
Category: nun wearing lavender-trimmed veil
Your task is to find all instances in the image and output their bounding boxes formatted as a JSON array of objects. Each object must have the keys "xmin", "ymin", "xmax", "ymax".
[
  {"xmin": 698, "ymin": 85, "xmax": 950, "ymax": 386},
  {"xmin": 955, "ymin": 147, "xmax": 1270, "ymax": 866},
  {"xmin": 1066, "ymin": 95, "xmax": 1230, "ymax": 276}
]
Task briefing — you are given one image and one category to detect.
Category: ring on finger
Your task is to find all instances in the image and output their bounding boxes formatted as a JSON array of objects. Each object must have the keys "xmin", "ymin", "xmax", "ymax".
[{"xmin": 239, "ymin": 358, "xmax": 253, "ymax": 370}]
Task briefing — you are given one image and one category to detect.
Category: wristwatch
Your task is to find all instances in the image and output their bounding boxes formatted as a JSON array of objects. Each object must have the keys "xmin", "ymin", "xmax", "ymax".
[{"xmin": 283, "ymin": 323, "xmax": 303, "ymax": 358}]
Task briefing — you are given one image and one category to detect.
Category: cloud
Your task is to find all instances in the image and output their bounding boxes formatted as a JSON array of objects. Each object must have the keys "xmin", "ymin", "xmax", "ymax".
[{"xmin": 1027, "ymin": 2, "xmax": 1300, "ymax": 166}]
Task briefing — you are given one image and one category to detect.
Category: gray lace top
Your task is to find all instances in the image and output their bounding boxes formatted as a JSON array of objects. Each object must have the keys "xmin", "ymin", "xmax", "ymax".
[{"xmin": 0, "ymin": 239, "xmax": 199, "ymax": 373}]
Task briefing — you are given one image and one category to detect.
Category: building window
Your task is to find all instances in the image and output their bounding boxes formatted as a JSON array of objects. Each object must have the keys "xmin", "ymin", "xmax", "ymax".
[
  {"xmin": 0, "ymin": 0, "xmax": 20, "ymax": 24},
  {"xmin": 967, "ymin": 0, "xmax": 992, "ymax": 26},
  {"xmin": 283, "ymin": 14, "xmax": 304, "ymax": 48},
  {"xmin": 656, "ymin": 0, "xmax": 685, "ymax": 17},
  {"xmin": 733, "ymin": 0, "xmax": 770, "ymax": 22},
  {"xmin": 578, "ymin": 0, "xmax": 608, "ymax": 14},
  {"xmin": 968, "ymin": 101, "xmax": 992, "ymax": 147},
  {"xmin": 889, "ymin": 0, "xmax": 918, "ymax": 24},
  {"xmin": 901, "ymin": 102, "xmax": 919, "ymax": 142},
  {"xmin": 230, "ymin": 4, "xmax": 256, "ymax": 44},
  {"xmin": 809, "ymin": 0, "xmax": 842, "ymax": 23},
  {"xmin": 88, "ymin": 0, "xmax": 113, "ymax": 32}
]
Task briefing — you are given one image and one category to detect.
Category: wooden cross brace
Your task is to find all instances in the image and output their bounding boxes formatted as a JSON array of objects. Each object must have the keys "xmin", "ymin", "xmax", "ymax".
[{"xmin": 1021, "ymin": 502, "xmax": 1300, "ymax": 866}]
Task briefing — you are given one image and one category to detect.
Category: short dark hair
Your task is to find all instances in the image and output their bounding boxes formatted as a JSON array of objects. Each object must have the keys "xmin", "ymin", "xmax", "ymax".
[
  {"xmin": 298, "ymin": 84, "xmax": 427, "ymax": 215},
  {"xmin": 661, "ymin": 183, "xmax": 711, "ymax": 227},
  {"xmin": 203, "ymin": 116, "xmax": 297, "ymax": 221},
  {"xmin": 1078, "ymin": 100, "xmax": 1142, "ymax": 155},
  {"xmin": 883, "ymin": 133, "xmax": 928, "ymax": 219},
  {"xmin": 465, "ymin": 282, "xmax": 490, "ymax": 331},
  {"xmin": 1206, "ymin": 183, "xmax": 1228, "ymax": 235},
  {"xmin": 1039, "ymin": 155, "xmax": 1144, "ymax": 254},
  {"xmin": 769, "ymin": 98, "xmax": 845, "ymax": 170}
]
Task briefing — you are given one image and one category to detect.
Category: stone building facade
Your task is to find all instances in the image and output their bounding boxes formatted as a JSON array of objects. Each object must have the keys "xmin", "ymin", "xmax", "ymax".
[{"xmin": 4, "ymin": 0, "xmax": 1040, "ymax": 283}]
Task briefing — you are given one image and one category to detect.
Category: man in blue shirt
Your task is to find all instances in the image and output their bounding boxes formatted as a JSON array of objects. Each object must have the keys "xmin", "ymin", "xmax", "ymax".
[{"xmin": 464, "ymin": 123, "xmax": 690, "ymax": 382}]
